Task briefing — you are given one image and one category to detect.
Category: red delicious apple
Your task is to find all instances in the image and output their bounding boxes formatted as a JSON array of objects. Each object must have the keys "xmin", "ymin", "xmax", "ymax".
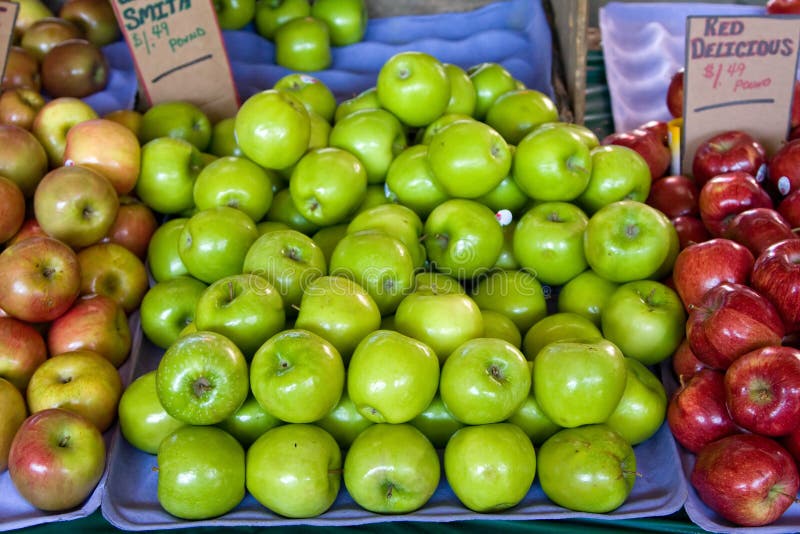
[
  {"xmin": 667, "ymin": 368, "xmax": 741, "ymax": 454},
  {"xmin": 602, "ymin": 126, "xmax": 670, "ymax": 180},
  {"xmin": 1, "ymin": 47, "xmax": 41, "ymax": 92},
  {"xmin": 639, "ymin": 119, "xmax": 669, "ymax": 145},
  {"xmin": 792, "ymin": 80, "xmax": 800, "ymax": 130},
  {"xmin": 0, "ymin": 175, "xmax": 26, "ymax": 244},
  {"xmin": 672, "ymin": 215, "xmax": 711, "ymax": 249},
  {"xmin": 686, "ymin": 282, "xmax": 785, "ymax": 370},
  {"xmin": 777, "ymin": 188, "xmax": 800, "ymax": 228},
  {"xmin": 691, "ymin": 433, "xmax": 799, "ymax": 527},
  {"xmin": 647, "ymin": 175, "xmax": 699, "ymax": 218},
  {"xmin": 692, "ymin": 131, "xmax": 767, "ymax": 189},
  {"xmin": 0, "ymin": 87, "xmax": 46, "ymax": 130},
  {"xmin": 724, "ymin": 345, "xmax": 800, "ymax": 437},
  {"xmin": 40, "ymin": 38, "xmax": 109, "ymax": 98},
  {"xmin": 666, "ymin": 68, "xmax": 684, "ymax": 119},
  {"xmin": 58, "ymin": 0, "xmax": 120, "ymax": 46},
  {"xmin": 766, "ymin": 0, "xmax": 800, "ymax": 14},
  {"xmin": 791, "ymin": 125, "xmax": 800, "ymax": 142},
  {"xmin": 672, "ymin": 337, "xmax": 708, "ymax": 381},
  {"xmin": 725, "ymin": 207, "xmax": 798, "ymax": 256},
  {"xmin": 0, "ymin": 236, "xmax": 81, "ymax": 323},
  {"xmin": 698, "ymin": 171, "xmax": 773, "ymax": 237},
  {"xmin": 751, "ymin": 238, "xmax": 800, "ymax": 333},
  {"xmin": 101, "ymin": 195, "xmax": 159, "ymax": 259},
  {"xmin": 8, "ymin": 408, "xmax": 106, "ymax": 511},
  {"xmin": 782, "ymin": 426, "xmax": 800, "ymax": 468},
  {"xmin": 0, "ymin": 316, "xmax": 47, "ymax": 391},
  {"xmin": 672, "ymin": 237, "xmax": 755, "ymax": 310},
  {"xmin": 767, "ymin": 138, "xmax": 800, "ymax": 197},
  {"xmin": 47, "ymin": 294, "xmax": 132, "ymax": 368}
]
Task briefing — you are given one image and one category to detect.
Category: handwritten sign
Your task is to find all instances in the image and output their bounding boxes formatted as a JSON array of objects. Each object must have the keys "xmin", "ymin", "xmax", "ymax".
[
  {"xmin": 111, "ymin": 0, "xmax": 239, "ymax": 122},
  {"xmin": 681, "ymin": 15, "xmax": 800, "ymax": 174},
  {"xmin": 0, "ymin": 1, "xmax": 19, "ymax": 83}
]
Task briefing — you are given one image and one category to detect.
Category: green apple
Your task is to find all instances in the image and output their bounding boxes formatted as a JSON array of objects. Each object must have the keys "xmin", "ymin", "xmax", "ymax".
[
  {"xmin": 577, "ymin": 144, "xmax": 652, "ymax": 214},
  {"xmin": 444, "ymin": 422, "xmax": 536, "ymax": 512},
  {"xmin": 512, "ymin": 124, "xmax": 592, "ymax": 201},
  {"xmin": 273, "ymin": 72, "xmax": 337, "ymax": 122},
  {"xmin": 493, "ymin": 220, "xmax": 520, "ymax": 271},
  {"xmin": 352, "ymin": 183, "xmax": 389, "ymax": 215},
  {"xmin": 147, "ymin": 218, "xmax": 189, "ymax": 283},
  {"xmin": 476, "ymin": 174, "xmax": 528, "ymax": 215},
  {"xmin": 394, "ymin": 290, "xmax": 483, "ymax": 363},
  {"xmin": 412, "ymin": 271, "xmax": 465, "ymax": 295},
  {"xmin": 136, "ymin": 137, "xmax": 205, "ymax": 214},
  {"xmin": 416, "ymin": 113, "xmax": 474, "ymax": 146},
  {"xmin": 253, "ymin": 0, "xmax": 309, "ymax": 39},
  {"xmin": 485, "ymin": 88, "xmax": 559, "ymax": 145},
  {"xmin": 157, "ymin": 425, "xmax": 245, "ymax": 519},
  {"xmin": 328, "ymin": 108, "xmax": 406, "ymax": 185},
  {"xmin": 194, "ymin": 273, "xmax": 286, "ymax": 358},
  {"xmin": 583, "ymin": 200, "xmax": 675, "ymax": 283},
  {"xmin": 426, "ymin": 119, "xmax": 511, "ymax": 199},
  {"xmin": 410, "ymin": 393, "xmax": 465, "ymax": 449},
  {"xmin": 600, "ymin": 279, "xmax": 686, "ymax": 366},
  {"xmin": 440, "ymin": 337, "xmax": 530, "ymax": 424},
  {"xmin": 506, "ymin": 379, "xmax": 562, "ymax": 445},
  {"xmin": 208, "ymin": 117, "xmax": 243, "ymax": 158},
  {"xmin": 234, "ymin": 89, "xmax": 310, "ymax": 171},
  {"xmin": 536, "ymin": 121, "xmax": 600, "ymax": 149},
  {"xmin": 512, "ymin": 201, "xmax": 589, "ymax": 286},
  {"xmin": 522, "ymin": 312, "xmax": 602, "ymax": 360},
  {"xmin": 481, "ymin": 308, "xmax": 522, "ymax": 348},
  {"xmin": 242, "ymin": 228, "xmax": 326, "ymax": 313},
  {"xmin": 140, "ymin": 276, "xmax": 207, "ymax": 349},
  {"xmin": 333, "ymin": 86, "xmax": 379, "ymax": 123},
  {"xmin": 470, "ymin": 268, "xmax": 548, "ymax": 334},
  {"xmin": 376, "ymin": 51, "xmax": 450, "ymax": 128},
  {"xmin": 313, "ymin": 390, "xmax": 373, "ymax": 448},
  {"xmin": 273, "ymin": 16, "xmax": 331, "ymax": 71},
  {"xmin": 246, "ymin": 423, "xmax": 341, "ymax": 518},
  {"xmin": 294, "ymin": 275, "xmax": 380, "ymax": 361},
  {"xmin": 265, "ymin": 187, "xmax": 320, "ymax": 235},
  {"xmin": 214, "ymin": 0, "xmax": 256, "ymax": 29},
  {"xmin": 156, "ymin": 330, "xmax": 249, "ymax": 425},
  {"xmin": 347, "ymin": 203, "xmax": 426, "ymax": 268},
  {"xmin": 537, "ymin": 424, "xmax": 636, "ymax": 513},
  {"xmin": 118, "ymin": 371, "xmax": 185, "ymax": 454},
  {"xmin": 309, "ymin": 0, "xmax": 366, "ymax": 46},
  {"xmin": 556, "ymin": 269, "xmax": 619, "ymax": 326},
  {"xmin": 605, "ymin": 358, "xmax": 667, "ymax": 445},
  {"xmin": 193, "ymin": 156, "xmax": 274, "ymax": 222},
  {"xmin": 423, "ymin": 199, "xmax": 503, "ymax": 280},
  {"xmin": 532, "ymin": 338, "xmax": 627, "ymax": 428},
  {"xmin": 384, "ymin": 144, "xmax": 449, "ymax": 219},
  {"xmin": 343, "ymin": 423, "xmax": 440, "ymax": 513},
  {"xmin": 466, "ymin": 62, "xmax": 518, "ymax": 120},
  {"xmin": 442, "ymin": 63, "xmax": 476, "ymax": 116},
  {"xmin": 306, "ymin": 110, "xmax": 331, "ymax": 150},
  {"xmin": 289, "ymin": 147, "xmax": 368, "ymax": 226},
  {"xmin": 250, "ymin": 328, "xmax": 344, "ymax": 423},
  {"xmin": 347, "ymin": 330, "xmax": 439, "ymax": 424},
  {"xmin": 311, "ymin": 223, "xmax": 348, "ymax": 264},
  {"xmin": 139, "ymin": 101, "xmax": 212, "ymax": 151},
  {"xmin": 217, "ymin": 392, "xmax": 282, "ymax": 447},
  {"xmin": 178, "ymin": 206, "xmax": 258, "ymax": 284},
  {"xmin": 329, "ymin": 230, "xmax": 416, "ymax": 316}
]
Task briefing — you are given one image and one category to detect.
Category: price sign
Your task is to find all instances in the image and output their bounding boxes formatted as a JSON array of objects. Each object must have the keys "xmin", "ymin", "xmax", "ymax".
[
  {"xmin": 0, "ymin": 1, "xmax": 19, "ymax": 82},
  {"xmin": 111, "ymin": 0, "xmax": 239, "ymax": 122},
  {"xmin": 681, "ymin": 15, "xmax": 800, "ymax": 174}
]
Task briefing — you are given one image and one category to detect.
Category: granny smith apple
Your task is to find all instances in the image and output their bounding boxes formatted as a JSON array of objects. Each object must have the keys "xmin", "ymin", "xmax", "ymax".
[
  {"xmin": 470, "ymin": 269, "xmax": 548, "ymax": 334},
  {"xmin": 253, "ymin": 0, "xmax": 309, "ymax": 39},
  {"xmin": 157, "ymin": 425, "xmax": 245, "ymax": 519},
  {"xmin": 310, "ymin": 0, "xmax": 366, "ymax": 46},
  {"xmin": 440, "ymin": 337, "xmax": 530, "ymax": 425},
  {"xmin": 384, "ymin": 144, "xmax": 450, "ymax": 219},
  {"xmin": 536, "ymin": 121, "xmax": 600, "ymax": 149},
  {"xmin": 493, "ymin": 220, "xmax": 520, "ymax": 271},
  {"xmin": 249, "ymin": 329, "xmax": 345, "ymax": 423},
  {"xmin": 140, "ymin": 276, "xmax": 207, "ymax": 349},
  {"xmin": 273, "ymin": 16, "xmax": 331, "ymax": 71},
  {"xmin": 376, "ymin": 51, "xmax": 450, "ymax": 128},
  {"xmin": 444, "ymin": 422, "xmax": 536, "ymax": 512},
  {"xmin": 347, "ymin": 329, "xmax": 439, "ymax": 424},
  {"xmin": 118, "ymin": 370, "xmax": 185, "ymax": 454},
  {"xmin": 156, "ymin": 330, "xmax": 249, "ymax": 425},
  {"xmin": 139, "ymin": 101, "xmax": 212, "ymax": 151},
  {"xmin": 576, "ymin": 144, "xmax": 651, "ymax": 214},
  {"xmin": 466, "ymin": 62, "xmax": 518, "ymax": 120},
  {"xmin": 481, "ymin": 308, "xmax": 522, "ymax": 348},
  {"xmin": 214, "ymin": 0, "xmax": 256, "ymax": 30},
  {"xmin": 347, "ymin": 203, "xmax": 426, "ymax": 268},
  {"xmin": 333, "ymin": 86, "xmax": 379, "ymax": 123},
  {"xmin": 217, "ymin": 392, "xmax": 282, "ymax": 447},
  {"xmin": 605, "ymin": 358, "xmax": 667, "ymax": 445},
  {"xmin": 476, "ymin": 174, "xmax": 529, "ymax": 215},
  {"xmin": 410, "ymin": 393, "xmax": 465, "ymax": 449},
  {"xmin": 265, "ymin": 187, "xmax": 320, "ymax": 235},
  {"xmin": 412, "ymin": 271, "xmax": 465, "ymax": 295},
  {"xmin": 193, "ymin": 155, "xmax": 274, "ymax": 222},
  {"xmin": 522, "ymin": 312, "xmax": 602, "ymax": 360},
  {"xmin": 314, "ymin": 390, "xmax": 373, "ymax": 448},
  {"xmin": 486, "ymin": 88, "xmax": 559, "ymax": 145},
  {"xmin": 208, "ymin": 117, "xmax": 243, "ymax": 158},
  {"xmin": 146, "ymin": 218, "xmax": 189, "ymax": 283},
  {"xmin": 273, "ymin": 72, "xmax": 337, "ymax": 123},
  {"xmin": 506, "ymin": 380, "xmax": 562, "ymax": 445},
  {"xmin": 311, "ymin": 223, "xmax": 348, "ymax": 264},
  {"xmin": 416, "ymin": 112, "xmax": 475, "ymax": 146},
  {"xmin": 442, "ymin": 63, "xmax": 476, "ymax": 116},
  {"xmin": 136, "ymin": 137, "xmax": 205, "ymax": 215},
  {"xmin": 556, "ymin": 269, "xmax": 619, "ymax": 326}
]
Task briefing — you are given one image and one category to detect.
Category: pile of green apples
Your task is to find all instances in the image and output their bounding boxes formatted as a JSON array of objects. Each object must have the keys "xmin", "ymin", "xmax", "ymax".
[{"xmin": 119, "ymin": 50, "xmax": 688, "ymax": 519}]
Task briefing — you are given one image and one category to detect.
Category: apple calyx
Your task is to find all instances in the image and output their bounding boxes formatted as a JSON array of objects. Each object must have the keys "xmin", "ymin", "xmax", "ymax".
[
  {"xmin": 192, "ymin": 377, "xmax": 213, "ymax": 398},
  {"xmin": 625, "ymin": 223, "xmax": 640, "ymax": 239},
  {"xmin": 487, "ymin": 363, "xmax": 506, "ymax": 383}
]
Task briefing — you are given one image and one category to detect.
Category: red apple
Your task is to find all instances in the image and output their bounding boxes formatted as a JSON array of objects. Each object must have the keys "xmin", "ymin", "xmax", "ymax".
[
  {"xmin": 667, "ymin": 368, "xmax": 741, "ymax": 454},
  {"xmin": 725, "ymin": 207, "xmax": 798, "ymax": 256},
  {"xmin": 19, "ymin": 17, "xmax": 84, "ymax": 62},
  {"xmin": 101, "ymin": 195, "xmax": 159, "ymax": 259},
  {"xmin": 8, "ymin": 408, "xmax": 106, "ymax": 511},
  {"xmin": 0, "ymin": 236, "xmax": 81, "ymax": 323},
  {"xmin": 691, "ymin": 433, "xmax": 799, "ymax": 527},
  {"xmin": 0, "ymin": 316, "xmax": 47, "ymax": 391},
  {"xmin": 1, "ymin": 46, "xmax": 41, "ymax": 92},
  {"xmin": 724, "ymin": 345, "xmax": 800, "ymax": 437},
  {"xmin": 791, "ymin": 125, "xmax": 800, "ymax": 142},
  {"xmin": 766, "ymin": 0, "xmax": 800, "ymax": 14},
  {"xmin": 0, "ymin": 123, "xmax": 49, "ymax": 198},
  {"xmin": 40, "ymin": 38, "xmax": 109, "ymax": 98},
  {"xmin": 0, "ymin": 87, "xmax": 46, "ymax": 130},
  {"xmin": 47, "ymin": 294, "xmax": 132, "ymax": 368},
  {"xmin": 672, "ymin": 238, "xmax": 755, "ymax": 310},
  {"xmin": 698, "ymin": 171, "xmax": 773, "ymax": 237},
  {"xmin": 77, "ymin": 242, "xmax": 149, "ymax": 314},
  {"xmin": 672, "ymin": 215, "xmax": 711, "ymax": 249},
  {"xmin": 58, "ymin": 0, "xmax": 120, "ymax": 46},
  {"xmin": 31, "ymin": 96, "xmax": 99, "ymax": 168},
  {"xmin": 0, "ymin": 175, "xmax": 26, "ymax": 244},
  {"xmin": 602, "ymin": 126, "xmax": 670, "ymax": 180},
  {"xmin": 7, "ymin": 218, "xmax": 47, "ymax": 247},
  {"xmin": 782, "ymin": 426, "xmax": 800, "ymax": 468},
  {"xmin": 639, "ymin": 119, "xmax": 669, "ymax": 145},
  {"xmin": 686, "ymin": 282, "xmax": 785, "ymax": 370},
  {"xmin": 751, "ymin": 238, "xmax": 800, "ymax": 334},
  {"xmin": 767, "ymin": 138, "xmax": 800, "ymax": 197},
  {"xmin": 672, "ymin": 337, "xmax": 708, "ymax": 381},
  {"xmin": 647, "ymin": 175, "xmax": 699, "ymax": 218},
  {"xmin": 777, "ymin": 188, "xmax": 800, "ymax": 228},
  {"xmin": 691, "ymin": 131, "xmax": 767, "ymax": 189},
  {"xmin": 666, "ymin": 68, "xmax": 684, "ymax": 119},
  {"xmin": 792, "ymin": 80, "xmax": 800, "ymax": 130}
]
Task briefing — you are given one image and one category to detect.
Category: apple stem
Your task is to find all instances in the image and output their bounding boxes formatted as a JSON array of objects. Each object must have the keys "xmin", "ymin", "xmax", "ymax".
[
  {"xmin": 487, "ymin": 364, "xmax": 504, "ymax": 383},
  {"xmin": 58, "ymin": 435, "xmax": 70, "ymax": 448},
  {"xmin": 291, "ymin": 304, "xmax": 301, "ymax": 313},
  {"xmin": 622, "ymin": 469, "xmax": 643, "ymax": 478},
  {"xmin": 227, "ymin": 280, "xmax": 235, "ymax": 302},
  {"xmin": 328, "ymin": 468, "xmax": 343, "ymax": 475},
  {"xmin": 42, "ymin": 266, "xmax": 56, "ymax": 280},
  {"xmin": 192, "ymin": 377, "xmax": 212, "ymax": 398}
]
